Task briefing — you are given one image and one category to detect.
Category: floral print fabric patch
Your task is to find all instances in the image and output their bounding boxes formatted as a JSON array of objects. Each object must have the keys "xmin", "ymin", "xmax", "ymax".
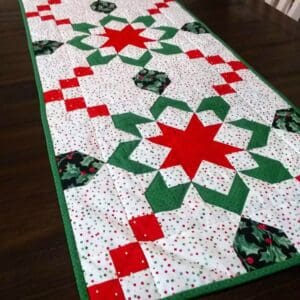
[{"xmin": 19, "ymin": 0, "xmax": 300, "ymax": 299}]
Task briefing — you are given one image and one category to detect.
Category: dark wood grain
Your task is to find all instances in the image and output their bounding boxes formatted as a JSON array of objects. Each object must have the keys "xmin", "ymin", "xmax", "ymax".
[{"xmin": 0, "ymin": 0, "xmax": 299, "ymax": 299}]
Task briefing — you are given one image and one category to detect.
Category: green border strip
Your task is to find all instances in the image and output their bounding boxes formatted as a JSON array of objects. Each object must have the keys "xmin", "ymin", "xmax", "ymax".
[
  {"xmin": 17, "ymin": 1, "xmax": 89, "ymax": 299},
  {"xmin": 17, "ymin": 0, "xmax": 299, "ymax": 300}
]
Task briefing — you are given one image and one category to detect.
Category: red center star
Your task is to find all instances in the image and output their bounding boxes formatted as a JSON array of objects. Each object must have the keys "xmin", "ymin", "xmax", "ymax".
[
  {"xmin": 99, "ymin": 24, "xmax": 154, "ymax": 53},
  {"xmin": 148, "ymin": 114, "xmax": 242, "ymax": 180}
]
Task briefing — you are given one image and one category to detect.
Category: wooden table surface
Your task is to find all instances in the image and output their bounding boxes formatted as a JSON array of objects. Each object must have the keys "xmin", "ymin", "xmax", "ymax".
[{"xmin": 0, "ymin": 0, "xmax": 299, "ymax": 299}]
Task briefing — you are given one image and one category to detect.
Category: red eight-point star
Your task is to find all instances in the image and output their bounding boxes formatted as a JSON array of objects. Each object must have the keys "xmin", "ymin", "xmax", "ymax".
[
  {"xmin": 148, "ymin": 114, "xmax": 242, "ymax": 180},
  {"xmin": 99, "ymin": 24, "xmax": 154, "ymax": 53}
]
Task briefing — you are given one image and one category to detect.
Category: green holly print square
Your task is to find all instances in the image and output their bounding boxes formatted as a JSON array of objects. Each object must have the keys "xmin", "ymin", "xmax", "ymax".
[
  {"xmin": 181, "ymin": 22, "xmax": 208, "ymax": 34},
  {"xmin": 90, "ymin": 0, "xmax": 117, "ymax": 14},
  {"xmin": 133, "ymin": 68, "xmax": 171, "ymax": 95},
  {"xmin": 56, "ymin": 151, "xmax": 103, "ymax": 190},
  {"xmin": 272, "ymin": 108, "xmax": 300, "ymax": 133},
  {"xmin": 33, "ymin": 40, "xmax": 63, "ymax": 56},
  {"xmin": 233, "ymin": 217, "xmax": 298, "ymax": 272}
]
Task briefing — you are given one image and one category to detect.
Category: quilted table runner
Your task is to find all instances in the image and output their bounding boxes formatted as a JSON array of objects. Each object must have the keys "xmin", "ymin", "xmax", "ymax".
[{"xmin": 18, "ymin": 0, "xmax": 300, "ymax": 299}]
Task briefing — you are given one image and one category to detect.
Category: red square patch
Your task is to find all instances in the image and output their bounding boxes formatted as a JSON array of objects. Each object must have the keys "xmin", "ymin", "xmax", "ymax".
[
  {"xmin": 41, "ymin": 15, "xmax": 55, "ymax": 21},
  {"xmin": 48, "ymin": 0, "xmax": 61, "ymax": 4},
  {"xmin": 185, "ymin": 49, "xmax": 204, "ymax": 59},
  {"xmin": 74, "ymin": 66, "xmax": 94, "ymax": 77},
  {"xmin": 44, "ymin": 89, "xmax": 63, "ymax": 102},
  {"xmin": 64, "ymin": 97, "xmax": 86, "ymax": 111},
  {"xmin": 88, "ymin": 279, "xmax": 125, "ymax": 300},
  {"xmin": 59, "ymin": 78, "xmax": 80, "ymax": 89},
  {"xmin": 129, "ymin": 214, "xmax": 164, "ymax": 241},
  {"xmin": 26, "ymin": 12, "xmax": 39, "ymax": 18},
  {"xmin": 87, "ymin": 105, "xmax": 110, "ymax": 118},
  {"xmin": 213, "ymin": 84, "xmax": 236, "ymax": 95},
  {"xmin": 221, "ymin": 72, "xmax": 242, "ymax": 83},
  {"xmin": 56, "ymin": 18, "xmax": 71, "ymax": 25},
  {"xmin": 206, "ymin": 55, "xmax": 225, "ymax": 65},
  {"xmin": 156, "ymin": 2, "xmax": 168, "ymax": 8},
  {"xmin": 109, "ymin": 242, "xmax": 149, "ymax": 277},
  {"xmin": 227, "ymin": 61, "xmax": 247, "ymax": 71},
  {"xmin": 148, "ymin": 8, "xmax": 160, "ymax": 14},
  {"xmin": 37, "ymin": 5, "xmax": 51, "ymax": 11}
]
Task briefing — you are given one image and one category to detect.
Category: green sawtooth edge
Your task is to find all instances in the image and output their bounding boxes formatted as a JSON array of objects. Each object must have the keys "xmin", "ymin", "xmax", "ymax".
[{"xmin": 17, "ymin": 0, "xmax": 300, "ymax": 299}]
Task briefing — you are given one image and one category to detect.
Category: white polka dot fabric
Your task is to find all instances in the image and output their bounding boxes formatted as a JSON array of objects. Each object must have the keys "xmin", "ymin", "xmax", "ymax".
[{"xmin": 19, "ymin": 0, "xmax": 300, "ymax": 299}]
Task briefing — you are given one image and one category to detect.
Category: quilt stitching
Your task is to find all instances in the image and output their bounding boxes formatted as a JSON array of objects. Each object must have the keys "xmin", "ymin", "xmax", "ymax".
[{"xmin": 18, "ymin": 0, "xmax": 300, "ymax": 299}]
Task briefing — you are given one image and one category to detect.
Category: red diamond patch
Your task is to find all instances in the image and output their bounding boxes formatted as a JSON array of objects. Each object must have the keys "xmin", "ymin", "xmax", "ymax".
[
  {"xmin": 109, "ymin": 242, "xmax": 149, "ymax": 277},
  {"xmin": 129, "ymin": 214, "xmax": 164, "ymax": 241}
]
